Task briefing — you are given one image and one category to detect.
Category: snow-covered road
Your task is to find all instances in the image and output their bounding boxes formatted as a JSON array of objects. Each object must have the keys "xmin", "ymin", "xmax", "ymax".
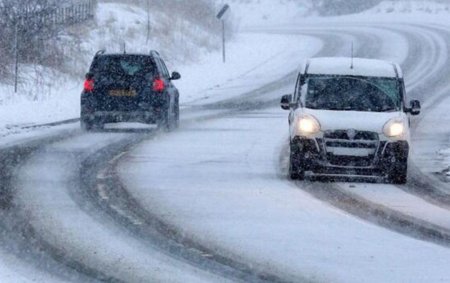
[
  {"xmin": 2, "ymin": 13, "xmax": 450, "ymax": 283},
  {"xmin": 118, "ymin": 22, "xmax": 450, "ymax": 282}
]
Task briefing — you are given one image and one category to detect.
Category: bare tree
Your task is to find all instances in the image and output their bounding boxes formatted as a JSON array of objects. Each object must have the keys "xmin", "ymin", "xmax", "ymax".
[{"xmin": 0, "ymin": 0, "xmax": 95, "ymax": 81}]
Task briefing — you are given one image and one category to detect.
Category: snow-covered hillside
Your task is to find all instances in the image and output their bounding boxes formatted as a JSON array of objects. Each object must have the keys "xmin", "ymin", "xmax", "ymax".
[
  {"xmin": 365, "ymin": 0, "xmax": 450, "ymax": 14},
  {"xmin": 225, "ymin": 0, "xmax": 313, "ymax": 28}
]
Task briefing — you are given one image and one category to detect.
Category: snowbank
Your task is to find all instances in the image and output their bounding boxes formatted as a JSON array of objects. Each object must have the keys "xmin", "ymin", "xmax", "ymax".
[
  {"xmin": 365, "ymin": 0, "xmax": 450, "ymax": 14},
  {"xmin": 226, "ymin": 0, "xmax": 312, "ymax": 28}
]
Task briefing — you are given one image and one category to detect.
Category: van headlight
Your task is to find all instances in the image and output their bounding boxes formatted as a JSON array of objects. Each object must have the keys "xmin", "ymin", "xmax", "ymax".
[
  {"xmin": 297, "ymin": 115, "xmax": 321, "ymax": 136},
  {"xmin": 383, "ymin": 119, "xmax": 405, "ymax": 137}
]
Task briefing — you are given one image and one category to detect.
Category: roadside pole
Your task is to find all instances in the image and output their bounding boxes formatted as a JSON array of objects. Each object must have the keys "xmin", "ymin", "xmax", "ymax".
[
  {"xmin": 222, "ymin": 20, "xmax": 226, "ymax": 63},
  {"xmin": 14, "ymin": 22, "xmax": 19, "ymax": 93},
  {"xmin": 146, "ymin": 0, "xmax": 150, "ymax": 44},
  {"xmin": 216, "ymin": 4, "xmax": 230, "ymax": 63}
]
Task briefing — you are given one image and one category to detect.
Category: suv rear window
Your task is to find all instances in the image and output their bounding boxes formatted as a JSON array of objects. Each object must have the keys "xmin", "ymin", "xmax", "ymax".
[{"xmin": 91, "ymin": 55, "xmax": 156, "ymax": 79}]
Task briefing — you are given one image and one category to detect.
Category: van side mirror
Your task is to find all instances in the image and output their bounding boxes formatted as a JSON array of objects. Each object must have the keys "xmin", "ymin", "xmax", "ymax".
[
  {"xmin": 280, "ymin": 94, "xmax": 293, "ymax": 110},
  {"xmin": 171, "ymin": 71, "xmax": 181, "ymax": 80},
  {"xmin": 409, "ymin": 100, "xmax": 421, "ymax": 116}
]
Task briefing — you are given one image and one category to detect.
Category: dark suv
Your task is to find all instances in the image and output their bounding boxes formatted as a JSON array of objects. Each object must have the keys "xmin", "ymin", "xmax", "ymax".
[{"xmin": 80, "ymin": 50, "xmax": 181, "ymax": 130}]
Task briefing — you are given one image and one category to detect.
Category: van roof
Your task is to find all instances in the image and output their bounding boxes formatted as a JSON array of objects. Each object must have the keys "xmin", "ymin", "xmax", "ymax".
[{"xmin": 303, "ymin": 57, "xmax": 402, "ymax": 78}]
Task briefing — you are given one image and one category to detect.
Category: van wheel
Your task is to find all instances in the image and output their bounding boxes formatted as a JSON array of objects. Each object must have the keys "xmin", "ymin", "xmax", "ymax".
[
  {"xmin": 289, "ymin": 151, "xmax": 305, "ymax": 180},
  {"xmin": 387, "ymin": 161, "xmax": 407, "ymax": 184}
]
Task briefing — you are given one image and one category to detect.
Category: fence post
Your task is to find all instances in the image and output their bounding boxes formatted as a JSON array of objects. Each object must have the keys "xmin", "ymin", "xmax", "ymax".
[
  {"xmin": 146, "ymin": 0, "xmax": 150, "ymax": 43},
  {"xmin": 14, "ymin": 22, "xmax": 19, "ymax": 93}
]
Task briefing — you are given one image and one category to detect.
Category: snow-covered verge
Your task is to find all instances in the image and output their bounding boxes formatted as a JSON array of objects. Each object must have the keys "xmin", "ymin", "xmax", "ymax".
[
  {"xmin": 227, "ymin": 0, "xmax": 450, "ymax": 29},
  {"xmin": 226, "ymin": 0, "xmax": 312, "ymax": 29},
  {"xmin": 177, "ymin": 33, "xmax": 321, "ymax": 106},
  {"xmin": 415, "ymin": 96, "xmax": 450, "ymax": 182},
  {"xmin": 365, "ymin": 0, "xmax": 450, "ymax": 14}
]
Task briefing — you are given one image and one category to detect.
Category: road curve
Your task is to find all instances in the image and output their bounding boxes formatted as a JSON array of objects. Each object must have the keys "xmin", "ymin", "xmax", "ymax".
[{"xmin": 2, "ymin": 19, "xmax": 450, "ymax": 282}]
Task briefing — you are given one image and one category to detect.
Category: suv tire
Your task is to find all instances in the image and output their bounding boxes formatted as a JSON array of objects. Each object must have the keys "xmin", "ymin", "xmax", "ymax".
[
  {"xmin": 81, "ymin": 119, "xmax": 93, "ymax": 131},
  {"xmin": 157, "ymin": 108, "xmax": 175, "ymax": 132},
  {"xmin": 174, "ymin": 99, "xmax": 180, "ymax": 129}
]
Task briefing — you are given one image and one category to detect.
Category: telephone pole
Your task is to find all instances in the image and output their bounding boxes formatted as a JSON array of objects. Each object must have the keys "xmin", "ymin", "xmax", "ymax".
[
  {"xmin": 14, "ymin": 22, "xmax": 19, "ymax": 93},
  {"xmin": 216, "ymin": 4, "xmax": 230, "ymax": 63}
]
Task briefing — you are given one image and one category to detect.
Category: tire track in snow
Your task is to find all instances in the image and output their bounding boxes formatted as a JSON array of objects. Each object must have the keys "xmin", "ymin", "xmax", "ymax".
[
  {"xmin": 0, "ymin": 131, "xmax": 124, "ymax": 283},
  {"xmin": 0, "ymin": 31, "xmax": 346, "ymax": 283},
  {"xmin": 3, "ymin": 20, "xmax": 449, "ymax": 282}
]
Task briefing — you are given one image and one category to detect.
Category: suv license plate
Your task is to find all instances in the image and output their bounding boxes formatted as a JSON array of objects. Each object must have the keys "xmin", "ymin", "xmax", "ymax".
[{"xmin": 109, "ymin": 89, "xmax": 137, "ymax": 97}]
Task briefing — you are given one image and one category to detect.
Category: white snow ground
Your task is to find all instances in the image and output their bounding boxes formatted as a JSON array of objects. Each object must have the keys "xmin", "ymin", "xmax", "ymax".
[
  {"xmin": 0, "ymin": 3, "xmax": 321, "ymax": 282},
  {"xmin": 2, "ymin": 0, "xmax": 450, "ymax": 282},
  {"xmin": 119, "ymin": 108, "xmax": 450, "ymax": 283},
  {"xmin": 117, "ymin": 2, "xmax": 450, "ymax": 283},
  {"xmin": 15, "ymin": 133, "xmax": 226, "ymax": 283}
]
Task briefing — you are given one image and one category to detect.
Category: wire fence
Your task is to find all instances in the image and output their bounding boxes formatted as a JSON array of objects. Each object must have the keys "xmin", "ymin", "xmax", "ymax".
[
  {"xmin": 48, "ymin": 0, "xmax": 96, "ymax": 26},
  {"xmin": 0, "ymin": 0, "xmax": 98, "ymax": 90},
  {"xmin": 13, "ymin": 0, "xmax": 97, "ymax": 27}
]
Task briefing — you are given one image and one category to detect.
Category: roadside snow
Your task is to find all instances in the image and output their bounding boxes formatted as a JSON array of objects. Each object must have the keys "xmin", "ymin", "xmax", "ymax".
[
  {"xmin": 340, "ymin": 183, "xmax": 450, "ymax": 228},
  {"xmin": 365, "ymin": 1, "xmax": 450, "ymax": 15},
  {"xmin": 414, "ymin": 93, "xmax": 450, "ymax": 182},
  {"xmin": 227, "ymin": 0, "xmax": 312, "ymax": 29},
  {"xmin": 177, "ymin": 33, "xmax": 321, "ymax": 106},
  {"xmin": 1, "ymin": 0, "xmax": 450, "ymax": 281}
]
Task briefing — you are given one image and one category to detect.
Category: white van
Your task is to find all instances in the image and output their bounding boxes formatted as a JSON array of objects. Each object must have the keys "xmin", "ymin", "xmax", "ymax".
[{"xmin": 281, "ymin": 57, "xmax": 421, "ymax": 184}]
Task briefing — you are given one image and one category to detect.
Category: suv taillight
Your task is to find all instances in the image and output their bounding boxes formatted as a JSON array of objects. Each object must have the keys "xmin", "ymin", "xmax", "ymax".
[
  {"xmin": 84, "ymin": 79, "xmax": 94, "ymax": 92},
  {"xmin": 153, "ymin": 78, "xmax": 165, "ymax": 92}
]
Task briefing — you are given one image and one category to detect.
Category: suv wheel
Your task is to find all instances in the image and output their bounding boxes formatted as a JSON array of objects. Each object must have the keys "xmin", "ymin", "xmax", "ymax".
[
  {"xmin": 157, "ymin": 109, "xmax": 175, "ymax": 132},
  {"xmin": 387, "ymin": 160, "xmax": 407, "ymax": 184},
  {"xmin": 81, "ymin": 118, "xmax": 93, "ymax": 131},
  {"xmin": 174, "ymin": 99, "xmax": 180, "ymax": 129},
  {"xmin": 81, "ymin": 117, "xmax": 104, "ymax": 132}
]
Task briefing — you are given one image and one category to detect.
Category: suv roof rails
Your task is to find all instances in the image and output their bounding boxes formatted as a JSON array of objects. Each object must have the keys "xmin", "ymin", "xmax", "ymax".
[
  {"xmin": 392, "ymin": 63, "xmax": 400, "ymax": 79},
  {"xmin": 95, "ymin": 49, "xmax": 106, "ymax": 56}
]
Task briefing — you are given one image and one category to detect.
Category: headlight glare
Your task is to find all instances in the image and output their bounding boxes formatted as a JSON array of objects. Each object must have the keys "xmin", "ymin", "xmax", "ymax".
[
  {"xmin": 297, "ymin": 115, "xmax": 321, "ymax": 135},
  {"xmin": 383, "ymin": 119, "xmax": 405, "ymax": 137}
]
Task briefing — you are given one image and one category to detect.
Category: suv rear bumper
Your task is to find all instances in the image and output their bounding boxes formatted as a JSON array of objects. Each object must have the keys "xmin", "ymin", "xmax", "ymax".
[
  {"xmin": 291, "ymin": 136, "xmax": 409, "ymax": 178},
  {"xmin": 81, "ymin": 110, "xmax": 161, "ymax": 124}
]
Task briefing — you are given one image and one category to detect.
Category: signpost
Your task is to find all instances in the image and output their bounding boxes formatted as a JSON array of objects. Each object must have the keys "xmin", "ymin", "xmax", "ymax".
[{"xmin": 216, "ymin": 4, "xmax": 230, "ymax": 63}]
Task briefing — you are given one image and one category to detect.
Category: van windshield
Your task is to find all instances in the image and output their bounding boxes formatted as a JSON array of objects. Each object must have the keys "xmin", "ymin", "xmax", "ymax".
[{"xmin": 304, "ymin": 76, "xmax": 402, "ymax": 112}]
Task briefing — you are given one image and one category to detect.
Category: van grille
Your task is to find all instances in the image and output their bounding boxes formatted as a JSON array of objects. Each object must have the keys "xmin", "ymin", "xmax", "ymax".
[{"xmin": 322, "ymin": 130, "xmax": 379, "ymax": 167}]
